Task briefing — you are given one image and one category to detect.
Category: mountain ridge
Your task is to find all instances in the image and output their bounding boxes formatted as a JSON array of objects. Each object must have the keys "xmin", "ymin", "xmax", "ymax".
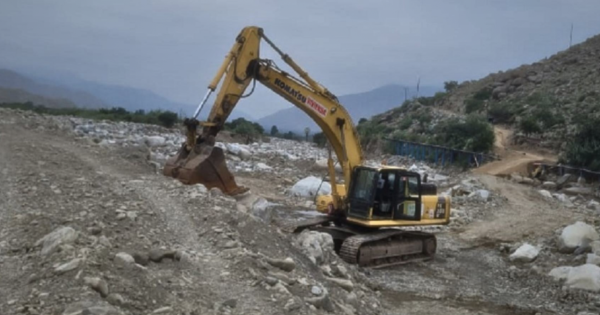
[{"xmin": 258, "ymin": 84, "xmax": 442, "ymax": 133}]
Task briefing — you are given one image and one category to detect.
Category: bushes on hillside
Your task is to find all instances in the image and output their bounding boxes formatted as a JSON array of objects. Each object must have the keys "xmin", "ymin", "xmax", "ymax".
[
  {"xmin": 432, "ymin": 114, "xmax": 495, "ymax": 152},
  {"xmin": 564, "ymin": 118, "xmax": 600, "ymax": 171}
]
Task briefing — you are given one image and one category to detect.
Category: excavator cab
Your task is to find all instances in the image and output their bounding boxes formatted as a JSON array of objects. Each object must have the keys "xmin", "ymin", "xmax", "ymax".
[{"xmin": 346, "ymin": 167, "xmax": 423, "ymax": 222}]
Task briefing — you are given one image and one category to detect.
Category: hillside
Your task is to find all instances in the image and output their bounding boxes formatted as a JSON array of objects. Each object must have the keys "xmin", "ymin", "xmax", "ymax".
[
  {"xmin": 0, "ymin": 69, "xmax": 106, "ymax": 108},
  {"xmin": 359, "ymin": 33, "xmax": 600, "ymax": 169},
  {"xmin": 258, "ymin": 84, "xmax": 441, "ymax": 133},
  {"xmin": 0, "ymin": 87, "xmax": 78, "ymax": 108}
]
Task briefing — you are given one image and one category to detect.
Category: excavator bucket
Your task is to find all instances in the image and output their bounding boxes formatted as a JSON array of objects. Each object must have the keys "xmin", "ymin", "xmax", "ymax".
[{"xmin": 162, "ymin": 144, "xmax": 249, "ymax": 196}]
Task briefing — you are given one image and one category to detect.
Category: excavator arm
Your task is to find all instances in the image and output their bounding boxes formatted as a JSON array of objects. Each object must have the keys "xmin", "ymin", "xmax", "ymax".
[{"xmin": 164, "ymin": 26, "xmax": 364, "ymax": 210}]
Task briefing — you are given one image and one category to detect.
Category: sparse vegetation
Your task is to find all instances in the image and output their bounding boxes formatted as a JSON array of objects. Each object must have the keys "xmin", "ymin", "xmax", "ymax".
[
  {"xmin": 518, "ymin": 116, "xmax": 542, "ymax": 136},
  {"xmin": 465, "ymin": 98, "xmax": 485, "ymax": 114},
  {"xmin": 431, "ymin": 114, "xmax": 495, "ymax": 152},
  {"xmin": 224, "ymin": 117, "xmax": 265, "ymax": 143},
  {"xmin": 564, "ymin": 117, "xmax": 600, "ymax": 171},
  {"xmin": 0, "ymin": 102, "xmax": 181, "ymax": 128}
]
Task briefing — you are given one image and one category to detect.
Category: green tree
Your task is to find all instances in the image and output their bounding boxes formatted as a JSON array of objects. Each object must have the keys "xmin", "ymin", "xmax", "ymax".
[
  {"xmin": 312, "ymin": 131, "xmax": 327, "ymax": 147},
  {"xmin": 270, "ymin": 125, "xmax": 279, "ymax": 136},
  {"xmin": 444, "ymin": 81, "xmax": 458, "ymax": 92},
  {"xmin": 157, "ymin": 111, "xmax": 178, "ymax": 128}
]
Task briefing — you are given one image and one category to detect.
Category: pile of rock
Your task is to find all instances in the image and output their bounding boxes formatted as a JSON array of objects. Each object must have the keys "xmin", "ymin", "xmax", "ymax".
[{"xmin": 547, "ymin": 221, "xmax": 600, "ymax": 292}]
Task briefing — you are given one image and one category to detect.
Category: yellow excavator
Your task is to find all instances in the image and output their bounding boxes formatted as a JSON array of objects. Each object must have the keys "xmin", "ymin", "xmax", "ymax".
[{"xmin": 163, "ymin": 26, "xmax": 451, "ymax": 268}]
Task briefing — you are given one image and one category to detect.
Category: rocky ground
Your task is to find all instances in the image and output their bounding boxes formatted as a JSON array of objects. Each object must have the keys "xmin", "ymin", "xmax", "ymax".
[{"xmin": 2, "ymin": 108, "xmax": 600, "ymax": 315}]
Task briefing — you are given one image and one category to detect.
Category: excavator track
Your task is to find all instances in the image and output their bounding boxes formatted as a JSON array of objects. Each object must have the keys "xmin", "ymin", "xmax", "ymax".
[{"xmin": 339, "ymin": 230, "xmax": 436, "ymax": 268}]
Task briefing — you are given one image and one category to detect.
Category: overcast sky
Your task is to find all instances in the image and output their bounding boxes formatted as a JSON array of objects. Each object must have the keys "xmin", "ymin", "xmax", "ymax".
[{"xmin": 1, "ymin": 0, "xmax": 599, "ymax": 118}]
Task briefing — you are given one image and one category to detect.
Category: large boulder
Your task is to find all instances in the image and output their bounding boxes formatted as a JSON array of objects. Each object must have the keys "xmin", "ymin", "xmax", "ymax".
[
  {"xmin": 296, "ymin": 230, "xmax": 334, "ymax": 265},
  {"xmin": 35, "ymin": 226, "xmax": 79, "ymax": 256},
  {"xmin": 549, "ymin": 266, "xmax": 573, "ymax": 281},
  {"xmin": 144, "ymin": 136, "xmax": 166, "ymax": 147},
  {"xmin": 289, "ymin": 176, "xmax": 331, "ymax": 197},
  {"xmin": 563, "ymin": 187, "xmax": 593, "ymax": 196},
  {"xmin": 538, "ymin": 190, "xmax": 553, "ymax": 199},
  {"xmin": 565, "ymin": 264, "xmax": 600, "ymax": 292},
  {"xmin": 558, "ymin": 221, "xmax": 599, "ymax": 253},
  {"xmin": 509, "ymin": 243, "xmax": 539, "ymax": 263}
]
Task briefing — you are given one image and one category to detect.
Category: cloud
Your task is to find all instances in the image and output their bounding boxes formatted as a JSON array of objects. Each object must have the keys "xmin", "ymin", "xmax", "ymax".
[{"xmin": 1, "ymin": 0, "xmax": 599, "ymax": 117}]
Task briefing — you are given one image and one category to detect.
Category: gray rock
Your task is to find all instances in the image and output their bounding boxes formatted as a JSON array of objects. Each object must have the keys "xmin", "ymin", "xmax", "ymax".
[
  {"xmin": 251, "ymin": 197, "xmax": 272, "ymax": 223},
  {"xmin": 509, "ymin": 243, "xmax": 539, "ymax": 263},
  {"xmin": 115, "ymin": 252, "xmax": 135, "ymax": 266},
  {"xmin": 311, "ymin": 285, "xmax": 323, "ymax": 296},
  {"xmin": 296, "ymin": 230, "xmax": 334, "ymax": 265},
  {"xmin": 549, "ymin": 266, "xmax": 572, "ymax": 281},
  {"xmin": 586, "ymin": 254, "xmax": 600, "ymax": 266},
  {"xmin": 588, "ymin": 200, "xmax": 600, "ymax": 211},
  {"xmin": 62, "ymin": 300, "xmax": 121, "ymax": 315},
  {"xmin": 144, "ymin": 136, "xmax": 166, "ymax": 147},
  {"xmin": 470, "ymin": 189, "xmax": 491, "ymax": 201},
  {"xmin": 268, "ymin": 271, "xmax": 296, "ymax": 285},
  {"xmin": 558, "ymin": 221, "xmax": 599, "ymax": 253},
  {"xmin": 326, "ymin": 277, "xmax": 354, "ymax": 291},
  {"xmin": 221, "ymin": 299, "xmax": 237, "ymax": 308},
  {"xmin": 556, "ymin": 174, "xmax": 574, "ymax": 188},
  {"xmin": 54, "ymin": 258, "xmax": 83, "ymax": 274},
  {"xmin": 304, "ymin": 288, "xmax": 334, "ymax": 312},
  {"xmin": 284, "ymin": 297, "xmax": 303, "ymax": 312},
  {"xmin": 148, "ymin": 249, "xmax": 177, "ymax": 263},
  {"xmin": 591, "ymin": 240, "xmax": 600, "ymax": 255},
  {"xmin": 564, "ymin": 187, "xmax": 593, "ymax": 196},
  {"xmin": 264, "ymin": 276, "xmax": 278, "ymax": 286},
  {"xmin": 538, "ymin": 190, "xmax": 553, "ymax": 199},
  {"xmin": 345, "ymin": 292, "xmax": 359, "ymax": 308},
  {"xmin": 255, "ymin": 162, "xmax": 272, "ymax": 171},
  {"xmin": 289, "ymin": 176, "xmax": 331, "ymax": 197},
  {"xmin": 266, "ymin": 257, "xmax": 296, "ymax": 272},
  {"xmin": 152, "ymin": 306, "xmax": 173, "ymax": 314},
  {"xmin": 331, "ymin": 264, "xmax": 349, "ymax": 279},
  {"xmin": 35, "ymin": 226, "xmax": 78, "ymax": 256},
  {"xmin": 106, "ymin": 293, "xmax": 125, "ymax": 306},
  {"xmin": 133, "ymin": 252, "xmax": 149, "ymax": 266},
  {"xmin": 84, "ymin": 277, "xmax": 110, "ymax": 297},
  {"xmin": 565, "ymin": 264, "xmax": 600, "ymax": 291}
]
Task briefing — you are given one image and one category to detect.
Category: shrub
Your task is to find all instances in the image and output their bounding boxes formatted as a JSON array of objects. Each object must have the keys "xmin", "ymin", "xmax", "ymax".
[
  {"xmin": 564, "ymin": 118, "xmax": 600, "ymax": 171},
  {"xmin": 465, "ymin": 98, "xmax": 484, "ymax": 114},
  {"xmin": 487, "ymin": 102, "xmax": 517, "ymax": 123},
  {"xmin": 157, "ymin": 111, "xmax": 178, "ymax": 128},
  {"xmin": 518, "ymin": 116, "xmax": 541, "ymax": 135},
  {"xmin": 473, "ymin": 87, "xmax": 493, "ymax": 101},
  {"xmin": 432, "ymin": 114, "xmax": 495, "ymax": 152}
]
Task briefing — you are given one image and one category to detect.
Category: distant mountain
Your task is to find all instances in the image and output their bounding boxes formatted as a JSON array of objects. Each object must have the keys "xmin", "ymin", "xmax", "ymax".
[
  {"xmin": 257, "ymin": 84, "xmax": 442, "ymax": 133},
  {"xmin": 0, "ymin": 69, "xmax": 106, "ymax": 108},
  {"xmin": 0, "ymin": 87, "xmax": 78, "ymax": 108},
  {"xmin": 29, "ymin": 71, "xmax": 256, "ymax": 122}
]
